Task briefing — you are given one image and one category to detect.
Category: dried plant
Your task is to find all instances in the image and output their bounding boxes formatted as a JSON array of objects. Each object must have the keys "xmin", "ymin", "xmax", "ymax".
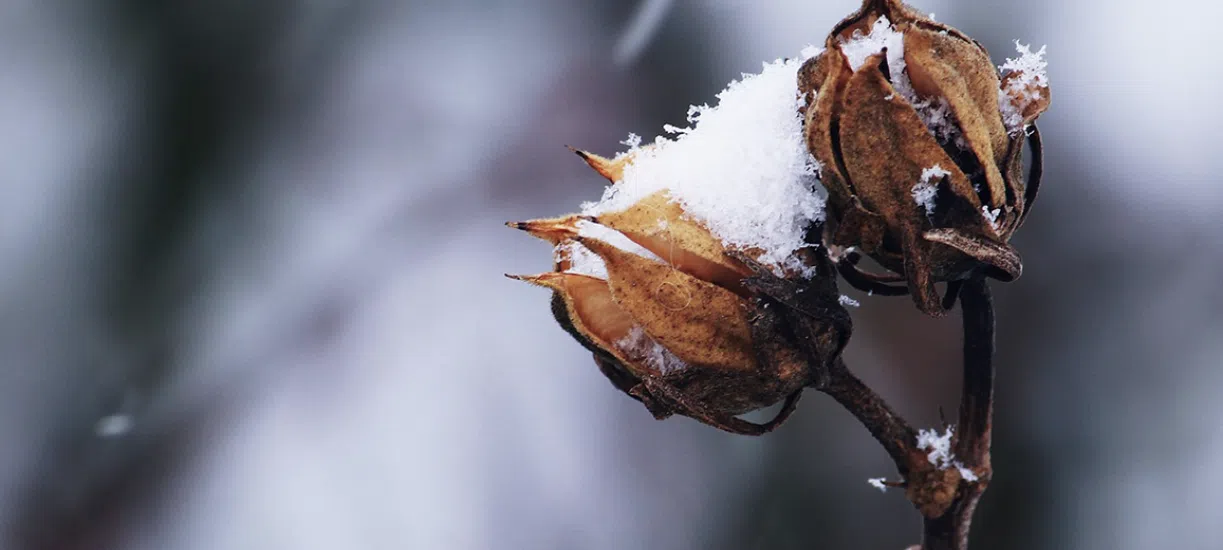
[{"xmin": 507, "ymin": 0, "xmax": 1048, "ymax": 547}]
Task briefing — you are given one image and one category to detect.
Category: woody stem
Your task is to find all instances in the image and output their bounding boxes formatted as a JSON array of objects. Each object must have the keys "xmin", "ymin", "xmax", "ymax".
[
  {"xmin": 818, "ymin": 358, "xmax": 920, "ymax": 478},
  {"xmin": 921, "ymin": 274, "xmax": 995, "ymax": 550}
]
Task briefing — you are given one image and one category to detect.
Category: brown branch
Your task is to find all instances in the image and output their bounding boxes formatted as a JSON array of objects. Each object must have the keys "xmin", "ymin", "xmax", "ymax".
[
  {"xmin": 836, "ymin": 251, "xmax": 910, "ymax": 296},
  {"xmin": 922, "ymin": 274, "xmax": 995, "ymax": 550},
  {"xmin": 953, "ymin": 275, "xmax": 995, "ymax": 466},
  {"xmin": 741, "ymin": 244, "xmax": 998, "ymax": 548},
  {"xmin": 810, "ymin": 273, "xmax": 996, "ymax": 550},
  {"xmin": 815, "ymin": 358, "xmax": 920, "ymax": 476}
]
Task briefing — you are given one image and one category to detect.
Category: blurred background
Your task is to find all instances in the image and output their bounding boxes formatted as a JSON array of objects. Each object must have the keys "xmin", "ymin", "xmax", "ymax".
[{"xmin": 1, "ymin": 0, "xmax": 1221, "ymax": 548}]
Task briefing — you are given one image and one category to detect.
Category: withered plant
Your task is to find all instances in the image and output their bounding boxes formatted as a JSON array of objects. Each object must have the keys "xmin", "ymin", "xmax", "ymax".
[{"xmin": 507, "ymin": 1, "xmax": 1049, "ymax": 547}]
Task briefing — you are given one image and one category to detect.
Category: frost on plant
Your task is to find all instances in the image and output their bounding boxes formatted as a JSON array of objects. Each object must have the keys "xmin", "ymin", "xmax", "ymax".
[
  {"xmin": 615, "ymin": 326, "xmax": 688, "ymax": 375},
  {"xmin": 917, "ymin": 427, "xmax": 978, "ymax": 482},
  {"xmin": 554, "ymin": 241, "xmax": 608, "ymax": 280},
  {"xmin": 560, "ymin": 219, "xmax": 663, "ymax": 278},
  {"xmin": 619, "ymin": 132, "xmax": 643, "ymax": 150},
  {"xmin": 912, "ymin": 165, "xmax": 949, "ymax": 216},
  {"xmin": 506, "ymin": 48, "xmax": 853, "ymax": 434},
  {"xmin": 508, "ymin": 0, "xmax": 1052, "ymax": 546},
  {"xmin": 998, "ymin": 42, "xmax": 1050, "ymax": 134},
  {"xmin": 981, "ymin": 206, "xmax": 1002, "ymax": 230},
  {"xmin": 839, "ymin": 16, "xmax": 962, "ymax": 146}
]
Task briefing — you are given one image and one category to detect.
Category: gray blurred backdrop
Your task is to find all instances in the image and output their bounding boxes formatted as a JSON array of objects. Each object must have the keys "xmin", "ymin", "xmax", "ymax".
[{"xmin": 1, "ymin": 0, "xmax": 1221, "ymax": 549}]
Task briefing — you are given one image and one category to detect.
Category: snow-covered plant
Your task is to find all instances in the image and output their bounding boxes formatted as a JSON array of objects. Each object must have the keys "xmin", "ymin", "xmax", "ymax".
[{"xmin": 507, "ymin": 0, "xmax": 1050, "ymax": 548}]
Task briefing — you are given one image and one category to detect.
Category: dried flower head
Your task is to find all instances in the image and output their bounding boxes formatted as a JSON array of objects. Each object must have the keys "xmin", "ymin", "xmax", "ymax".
[
  {"xmin": 508, "ymin": 149, "xmax": 851, "ymax": 434},
  {"xmin": 507, "ymin": 56, "xmax": 856, "ymax": 434},
  {"xmin": 800, "ymin": 0, "xmax": 1050, "ymax": 315}
]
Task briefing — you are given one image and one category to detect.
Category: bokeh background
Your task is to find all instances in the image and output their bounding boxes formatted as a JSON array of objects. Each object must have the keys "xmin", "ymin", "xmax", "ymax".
[{"xmin": 2, "ymin": 0, "xmax": 1221, "ymax": 548}]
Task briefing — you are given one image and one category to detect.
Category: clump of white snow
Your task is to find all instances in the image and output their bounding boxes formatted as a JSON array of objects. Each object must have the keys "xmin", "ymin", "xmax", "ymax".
[
  {"xmin": 615, "ymin": 326, "xmax": 688, "ymax": 374},
  {"xmin": 916, "ymin": 426, "xmax": 978, "ymax": 482},
  {"xmin": 619, "ymin": 132, "xmax": 642, "ymax": 150},
  {"xmin": 799, "ymin": 44, "xmax": 824, "ymax": 61},
  {"xmin": 997, "ymin": 41, "xmax": 1049, "ymax": 134},
  {"xmin": 839, "ymin": 17, "xmax": 963, "ymax": 147},
  {"xmin": 840, "ymin": 16, "xmax": 906, "ymax": 73},
  {"xmin": 981, "ymin": 205, "xmax": 1002, "ymax": 229},
  {"xmin": 839, "ymin": 295, "xmax": 861, "ymax": 308},
  {"xmin": 555, "ymin": 241, "xmax": 608, "ymax": 280},
  {"xmin": 912, "ymin": 165, "xmax": 949, "ymax": 215},
  {"xmin": 867, "ymin": 478, "xmax": 888, "ymax": 492},
  {"xmin": 917, "ymin": 426, "xmax": 954, "ymax": 465},
  {"xmin": 580, "ymin": 53, "xmax": 825, "ymax": 275}
]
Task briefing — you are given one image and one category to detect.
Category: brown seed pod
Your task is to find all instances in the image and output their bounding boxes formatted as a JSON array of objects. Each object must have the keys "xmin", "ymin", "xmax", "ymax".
[
  {"xmin": 800, "ymin": 0, "xmax": 1049, "ymax": 315},
  {"xmin": 507, "ymin": 151, "xmax": 852, "ymax": 435}
]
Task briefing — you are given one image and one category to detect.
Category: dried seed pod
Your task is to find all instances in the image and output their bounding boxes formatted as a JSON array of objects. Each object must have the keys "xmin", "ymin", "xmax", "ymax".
[
  {"xmin": 800, "ymin": 0, "xmax": 1049, "ymax": 315},
  {"xmin": 507, "ymin": 149, "xmax": 853, "ymax": 434}
]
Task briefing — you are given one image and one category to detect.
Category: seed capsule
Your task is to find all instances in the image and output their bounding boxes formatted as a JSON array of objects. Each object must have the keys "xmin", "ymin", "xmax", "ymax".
[{"xmin": 800, "ymin": 0, "xmax": 1049, "ymax": 314}]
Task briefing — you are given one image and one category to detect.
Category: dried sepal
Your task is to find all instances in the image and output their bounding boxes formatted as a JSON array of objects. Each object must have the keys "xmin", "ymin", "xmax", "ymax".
[
  {"xmin": 922, "ymin": 229, "xmax": 1021, "ymax": 282},
  {"xmin": 507, "ymin": 272, "xmax": 643, "ymax": 371},
  {"xmin": 903, "ymin": 27, "xmax": 1008, "ymax": 202},
  {"xmin": 999, "ymin": 71, "xmax": 1051, "ymax": 130},
  {"xmin": 1017, "ymin": 125, "xmax": 1044, "ymax": 227},
  {"xmin": 569, "ymin": 145, "xmax": 650, "ymax": 183},
  {"xmin": 592, "ymin": 190, "xmax": 752, "ymax": 296},
  {"xmin": 506, "ymin": 215, "xmax": 583, "ymax": 245},
  {"xmin": 802, "ymin": 47, "xmax": 855, "ymax": 212},
  {"xmin": 734, "ymin": 249, "xmax": 853, "ymax": 375},
  {"xmin": 837, "ymin": 53, "xmax": 982, "ymax": 312},
  {"xmin": 576, "ymin": 235, "xmax": 757, "ymax": 373},
  {"xmin": 839, "ymin": 53, "xmax": 979, "ymax": 220}
]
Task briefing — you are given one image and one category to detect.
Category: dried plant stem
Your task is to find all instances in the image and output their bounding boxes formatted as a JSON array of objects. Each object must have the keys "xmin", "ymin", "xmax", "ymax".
[
  {"xmin": 813, "ymin": 273, "xmax": 995, "ymax": 550},
  {"xmin": 817, "ymin": 358, "xmax": 919, "ymax": 477},
  {"xmin": 922, "ymin": 274, "xmax": 994, "ymax": 550}
]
